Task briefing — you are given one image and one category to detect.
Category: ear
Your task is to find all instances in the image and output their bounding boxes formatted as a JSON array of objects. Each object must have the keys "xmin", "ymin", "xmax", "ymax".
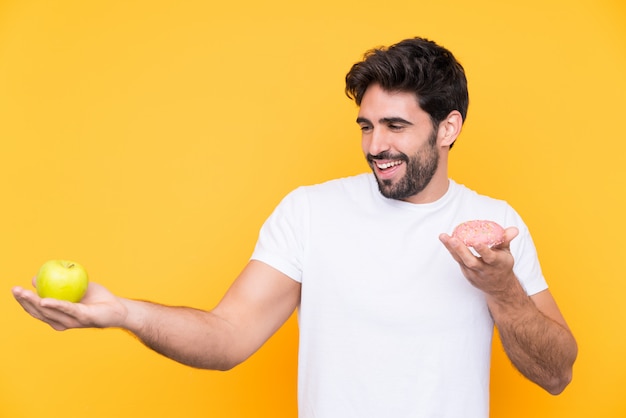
[{"xmin": 438, "ymin": 110, "xmax": 463, "ymax": 147}]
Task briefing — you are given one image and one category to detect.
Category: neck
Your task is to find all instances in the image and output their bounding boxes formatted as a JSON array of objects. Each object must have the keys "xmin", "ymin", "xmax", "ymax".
[{"xmin": 402, "ymin": 174, "xmax": 450, "ymax": 204}]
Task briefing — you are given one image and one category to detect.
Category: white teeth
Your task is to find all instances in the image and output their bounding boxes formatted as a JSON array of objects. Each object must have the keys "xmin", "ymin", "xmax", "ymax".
[{"xmin": 376, "ymin": 160, "xmax": 402, "ymax": 169}]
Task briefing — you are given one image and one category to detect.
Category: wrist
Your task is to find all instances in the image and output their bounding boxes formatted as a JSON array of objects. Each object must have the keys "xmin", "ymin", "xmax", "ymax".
[
  {"xmin": 485, "ymin": 275, "xmax": 531, "ymax": 313},
  {"xmin": 116, "ymin": 298, "xmax": 146, "ymax": 332}
]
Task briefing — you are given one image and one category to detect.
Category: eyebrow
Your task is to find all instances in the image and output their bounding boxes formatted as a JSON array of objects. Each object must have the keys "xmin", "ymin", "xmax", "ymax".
[{"xmin": 356, "ymin": 116, "xmax": 413, "ymax": 125}]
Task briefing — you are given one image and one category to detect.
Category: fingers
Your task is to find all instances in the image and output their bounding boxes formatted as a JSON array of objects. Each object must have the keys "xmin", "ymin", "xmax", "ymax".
[
  {"xmin": 12, "ymin": 286, "xmax": 77, "ymax": 331},
  {"xmin": 498, "ymin": 226, "xmax": 519, "ymax": 248},
  {"xmin": 472, "ymin": 243, "xmax": 497, "ymax": 264},
  {"xmin": 37, "ymin": 301, "xmax": 79, "ymax": 330},
  {"xmin": 475, "ymin": 226, "xmax": 519, "ymax": 263},
  {"xmin": 439, "ymin": 233, "xmax": 479, "ymax": 267},
  {"xmin": 440, "ymin": 226, "xmax": 519, "ymax": 261},
  {"xmin": 440, "ymin": 227, "xmax": 518, "ymax": 295},
  {"xmin": 12, "ymin": 286, "xmax": 40, "ymax": 314}
]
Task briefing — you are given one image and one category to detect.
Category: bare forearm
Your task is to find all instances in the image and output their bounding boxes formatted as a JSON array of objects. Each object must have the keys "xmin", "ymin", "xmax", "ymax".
[
  {"xmin": 111, "ymin": 262, "xmax": 300, "ymax": 371},
  {"xmin": 119, "ymin": 299, "xmax": 242, "ymax": 370},
  {"xmin": 488, "ymin": 284, "xmax": 578, "ymax": 395}
]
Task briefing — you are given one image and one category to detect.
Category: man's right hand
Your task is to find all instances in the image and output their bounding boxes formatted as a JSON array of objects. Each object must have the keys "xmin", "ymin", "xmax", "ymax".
[{"xmin": 12, "ymin": 281, "xmax": 128, "ymax": 331}]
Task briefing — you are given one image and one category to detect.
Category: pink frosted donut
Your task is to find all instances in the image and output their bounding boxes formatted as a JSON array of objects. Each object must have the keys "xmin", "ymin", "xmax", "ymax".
[{"xmin": 452, "ymin": 220, "xmax": 505, "ymax": 248}]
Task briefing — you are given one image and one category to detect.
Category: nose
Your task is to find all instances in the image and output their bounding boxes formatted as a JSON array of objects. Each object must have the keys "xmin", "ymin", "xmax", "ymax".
[{"xmin": 364, "ymin": 127, "xmax": 390, "ymax": 157}]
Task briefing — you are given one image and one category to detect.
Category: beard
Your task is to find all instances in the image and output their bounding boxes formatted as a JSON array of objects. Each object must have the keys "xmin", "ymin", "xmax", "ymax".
[{"xmin": 367, "ymin": 129, "xmax": 439, "ymax": 201}]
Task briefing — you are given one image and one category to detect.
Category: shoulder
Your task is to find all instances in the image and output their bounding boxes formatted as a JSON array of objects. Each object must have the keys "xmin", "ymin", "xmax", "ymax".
[
  {"xmin": 290, "ymin": 173, "xmax": 376, "ymax": 202},
  {"xmin": 303, "ymin": 173, "xmax": 374, "ymax": 192},
  {"xmin": 451, "ymin": 180, "xmax": 508, "ymax": 207},
  {"xmin": 268, "ymin": 173, "xmax": 376, "ymax": 218},
  {"xmin": 449, "ymin": 180, "xmax": 526, "ymax": 229}
]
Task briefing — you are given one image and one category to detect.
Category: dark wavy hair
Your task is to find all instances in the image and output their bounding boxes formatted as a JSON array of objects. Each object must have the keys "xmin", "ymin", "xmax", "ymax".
[{"xmin": 345, "ymin": 37, "xmax": 469, "ymax": 144}]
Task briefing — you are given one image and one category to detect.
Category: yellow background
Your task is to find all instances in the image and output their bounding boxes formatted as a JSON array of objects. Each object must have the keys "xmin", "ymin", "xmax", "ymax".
[{"xmin": 1, "ymin": 0, "xmax": 624, "ymax": 417}]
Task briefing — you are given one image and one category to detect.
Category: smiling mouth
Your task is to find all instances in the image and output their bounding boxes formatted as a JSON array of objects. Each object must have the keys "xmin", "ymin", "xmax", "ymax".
[{"xmin": 375, "ymin": 160, "xmax": 403, "ymax": 170}]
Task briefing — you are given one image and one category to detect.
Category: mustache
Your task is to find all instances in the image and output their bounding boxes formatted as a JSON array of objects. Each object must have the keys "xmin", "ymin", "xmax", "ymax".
[{"xmin": 367, "ymin": 151, "xmax": 409, "ymax": 163}]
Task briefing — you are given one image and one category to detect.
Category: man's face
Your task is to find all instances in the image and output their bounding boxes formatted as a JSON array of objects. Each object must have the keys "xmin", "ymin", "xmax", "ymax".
[{"xmin": 357, "ymin": 84, "xmax": 441, "ymax": 202}]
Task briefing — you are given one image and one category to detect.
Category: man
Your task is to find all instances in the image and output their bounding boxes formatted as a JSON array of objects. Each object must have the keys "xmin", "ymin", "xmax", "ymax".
[{"xmin": 13, "ymin": 37, "xmax": 577, "ymax": 418}]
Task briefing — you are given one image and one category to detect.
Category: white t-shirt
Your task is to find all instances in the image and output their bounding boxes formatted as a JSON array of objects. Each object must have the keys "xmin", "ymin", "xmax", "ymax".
[{"xmin": 251, "ymin": 174, "xmax": 547, "ymax": 418}]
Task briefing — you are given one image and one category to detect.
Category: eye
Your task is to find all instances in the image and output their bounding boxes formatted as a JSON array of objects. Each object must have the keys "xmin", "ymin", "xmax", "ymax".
[
  {"xmin": 388, "ymin": 124, "xmax": 404, "ymax": 131},
  {"xmin": 359, "ymin": 124, "xmax": 373, "ymax": 133}
]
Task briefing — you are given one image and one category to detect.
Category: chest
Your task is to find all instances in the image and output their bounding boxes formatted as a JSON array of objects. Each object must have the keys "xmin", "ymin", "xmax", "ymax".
[{"xmin": 300, "ymin": 208, "xmax": 488, "ymax": 333}]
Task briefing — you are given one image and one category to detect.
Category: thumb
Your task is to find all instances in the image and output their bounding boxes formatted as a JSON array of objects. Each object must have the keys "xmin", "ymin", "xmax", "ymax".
[{"xmin": 498, "ymin": 226, "xmax": 519, "ymax": 249}]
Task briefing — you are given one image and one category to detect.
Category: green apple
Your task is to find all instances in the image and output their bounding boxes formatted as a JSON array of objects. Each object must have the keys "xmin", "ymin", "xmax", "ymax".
[{"xmin": 36, "ymin": 260, "xmax": 89, "ymax": 302}]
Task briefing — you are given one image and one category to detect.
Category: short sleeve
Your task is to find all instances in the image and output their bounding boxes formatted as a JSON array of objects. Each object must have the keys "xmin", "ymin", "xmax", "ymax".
[
  {"xmin": 250, "ymin": 187, "xmax": 309, "ymax": 283},
  {"xmin": 507, "ymin": 208, "xmax": 549, "ymax": 296}
]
